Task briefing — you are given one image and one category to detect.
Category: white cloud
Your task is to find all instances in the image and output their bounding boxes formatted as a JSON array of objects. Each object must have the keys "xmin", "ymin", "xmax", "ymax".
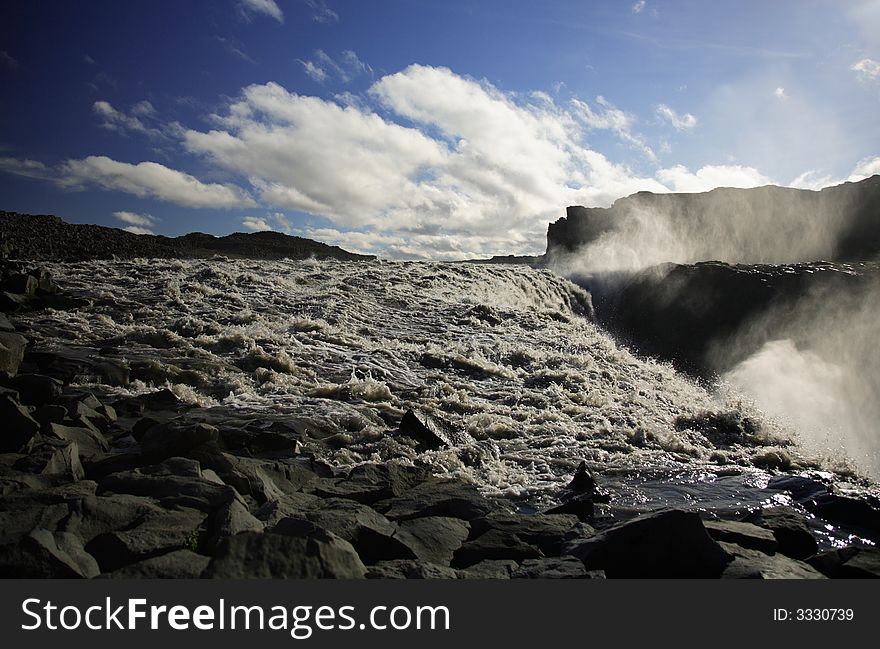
[
  {"xmin": 851, "ymin": 58, "xmax": 880, "ymax": 81},
  {"xmin": 0, "ymin": 157, "xmax": 53, "ymax": 180},
  {"xmin": 789, "ymin": 156, "xmax": 880, "ymax": 190},
  {"xmin": 774, "ymin": 86, "xmax": 786, "ymax": 99},
  {"xmin": 242, "ymin": 216, "xmax": 272, "ymax": 231},
  {"xmin": 93, "ymin": 100, "xmax": 166, "ymax": 139},
  {"xmin": 298, "ymin": 49, "xmax": 371, "ymax": 84},
  {"xmin": 113, "ymin": 210, "xmax": 156, "ymax": 227},
  {"xmin": 60, "ymin": 156, "xmax": 256, "ymax": 208},
  {"xmin": 299, "ymin": 60, "xmax": 327, "ymax": 82},
  {"xmin": 239, "ymin": 0, "xmax": 283, "ymax": 23},
  {"xmin": 655, "ymin": 103, "xmax": 697, "ymax": 130},
  {"xmin": 848, "ymin": 155, "xmax": 880, "ymax": 180},
  {"xmin": 122, "ymin": 225, "xmax": 154, "ymax": 235},
  {"xmin": 656, "ymin": 164, "xmax": 773, "ymax": 192},
  {"xmin": 632, "ymin": 1, "xmax": 646, "ymax": 14},
  {"xmin": 305, "ymin": 0, "xmax": 338, "ymax": 23},
  {"xmin": 570, "ymin": 95, "xmax": 657, "ymax": 161}
]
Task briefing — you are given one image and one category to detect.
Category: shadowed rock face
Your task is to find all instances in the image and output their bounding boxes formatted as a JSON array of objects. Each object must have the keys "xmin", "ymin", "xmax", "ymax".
[
  {"xmin": 593, "ymin": 260, "xmax": 880, "ymax": 378},
  {"xmin": 547, "ymin": 175, "xmax": 880, "ymax": 265},
  {"xmin": 0, "ymin": 211, "xmax": 373, "ymax": 262}
]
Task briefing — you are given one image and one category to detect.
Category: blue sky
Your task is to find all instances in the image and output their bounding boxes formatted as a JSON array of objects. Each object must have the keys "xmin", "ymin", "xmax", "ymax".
[{"xmin": 1, "ymin": 0, "xmax": 878, "ymax": 259}]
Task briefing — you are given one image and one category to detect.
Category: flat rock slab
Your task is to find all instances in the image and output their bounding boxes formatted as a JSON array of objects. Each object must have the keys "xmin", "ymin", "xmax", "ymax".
[
  {"xmin": 704, "ymin": 519, "xmax": 778, "ymax": 554},
  {"xmin": 453, "ymin": 529, "xmax": 544, "ymax": 568},
  {"xmin": 394, "ymin": 516, "xmax": 471, "ymax": 566},
  {"xmin": 563, "ymin": 509, "xmax": 731, "ymax": 578},
  {"xmin": 376, "ymin": 479, "xmax": 502, "ymax": 521},
  {"xmin": 205, "ymin": 530, "xmax": 367, "ymax": 579},
  {"xmin": 511, "ymin": 557, "xmax": 594, "ymax": 579},
  {"xmin": 104, "ymin": 550, "xmax": 211, "ymax": 579},
  {"xmin": 470, "ymin": 512, "xmax": 579, "ymax": 556},
  {"xmin": 721, "ymin": 542, "xmax": 826, "ymax": 579},
  {"xmin": 366, "ymin": 560, "xmax": 459, "ymax": 580}
]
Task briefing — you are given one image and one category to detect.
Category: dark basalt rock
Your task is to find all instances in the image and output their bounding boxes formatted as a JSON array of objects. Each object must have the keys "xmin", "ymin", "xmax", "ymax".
[
  {"xmin": 563, "ymin": 508, "xmax": 731, "ymax": 578},
  {"xmin": 393, "ymin": 516, "xmax": 471, "ymax": 566},
  {"xmin": 140, "ymin": 420, "xmax": 219, "ymax": 463},
  {"xmin": 0, "ymin": 528, "xmax": 99, "ymax": 578},
  {"xmin": 205, "ymin": 529, "xmax": 367, "ymax": 579},
  {"xmin": 0, "ymin": 373, "xmax": 63, "ymax": 406},
  {"xmin": 397, "ymin": 409, "xmax": 474, "ymax": 451},
  {"xmin": 511, "ymin": 557, "xmax": 592, "ymax": 579},
  {"xmin": 745, "ymin": 506, "xmax": 818, "ymax": 560},
  {"xmin": 366, "ymin": 560, "xmax": 459, "ymax": 580},
  {"xmin": 104, "ymin": 549, "xmax": 211, "ymax": 579},
  {"xmin": 468, "ymin": 513, "xmax": 579, "ymax": 556},
  {"xmin": 376, "ymin": 479, "xmax": 503, "ymax": 522},
  {"xmin": 808, "ymin": 547, "xmax": 880, "ymax": 578},
  {"xmin": 453, "ymin": 529, "xmax": 544, "ymax": 568},
  {"xmin": 0, "ymin": 392, "xmax": 41, "ymax": 452},
  {"xmin": 0, "ymin": 332, "xmax": 27, "ymax": 375},
  {"xmin": 720, "ymin": 542, "xmax": 825, "ymax": 579},
  {"xmin": 703, "ymin": 519, "xmax": 778, "ymax": 554}
]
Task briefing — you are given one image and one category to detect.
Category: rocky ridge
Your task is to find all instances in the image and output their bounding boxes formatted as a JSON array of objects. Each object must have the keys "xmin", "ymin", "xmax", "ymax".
[{"xmin": 0, "ymin": 211, "xmax": 373, "ymax": 262}]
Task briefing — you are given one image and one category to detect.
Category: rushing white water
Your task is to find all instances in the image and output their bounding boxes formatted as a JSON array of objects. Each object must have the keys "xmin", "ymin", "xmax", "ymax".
[{"xmin": 15, "ymin": 257, "xmax": 854, "ymax": 512}]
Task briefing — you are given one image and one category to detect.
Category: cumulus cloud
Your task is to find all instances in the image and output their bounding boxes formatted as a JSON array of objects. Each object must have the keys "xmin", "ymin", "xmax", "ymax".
[
  {"xmin": 632, "ymin": 1, "xmax": 646, "ymax": 14},
  {"xmin": 242, "ymin": 216, "xmax": 272, "ymax": 231},
  {"xmin": 655, "ymin": 103, "xmax": 697, "ymax": 130},
  {"xmin": 60, "ymin": 156, "xmax": 256, "ymax": 208},
  {"xmin": 113, "ymin": 210, "xmax": 156, "ymax": 227},
  {"xmin": 239, "ymin": 0, "xmax": 283, "ymax": 23},
  {"xmin": 851, "ymin": 57, "xmax": 880, "ymax": 81},
  {"xmin": 790, "ymin": 156, "xmax": 880, "ymax": 190},
  {"xmin": 774, "ymin": 86, "xmax": 786, "ymax": 99},
  {"xmin": 656, "ymin": 164, "xmax": 773, "ymax": 192},
  {"xmin": 6, "ymin": 63, "xmax": 875, "ymax": 259}
]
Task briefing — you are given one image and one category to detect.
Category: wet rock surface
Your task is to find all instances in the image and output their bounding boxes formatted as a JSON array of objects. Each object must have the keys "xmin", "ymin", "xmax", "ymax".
[{"xmin": 0, "ymin": 256, "xmax": 877, "ymax": 579}]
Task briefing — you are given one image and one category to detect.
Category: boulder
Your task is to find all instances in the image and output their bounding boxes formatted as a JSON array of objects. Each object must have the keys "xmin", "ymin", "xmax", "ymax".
[
  {"xmin": 377, "ymin": 479, "xmax": 501, "ymax": 521},
  {"xmin": 704, "ymin": 519, "xmax": 779, "ymax": 554},
  {"xmin": 563, "ymin": 509, "xmax": 731, "ymax": 578},
  {"xmin": 306, "ymin": 462, "xmax": 433, "ymax": 505},
  {"xmin": 1, "ymin": 373, "xmax": 62, "ymax": 406},
  {"xmin": 104, "ymin": 549, "xmax": 210, "ymax": 579},
  {"xmin": 747, "ymin": 507, "xmax": 818, "ymax": 560},
  {"xmin": 97, "ymin": 459, "xmax": 241, "ymax": 512},
  {"xmin": 205, "ymin": 530, "xmax": 367, "ymax": 579},
  {"xmin": 46, "ymin": 422, "xmax": 109, "ymax": 460},
  {"xmin": 206, "ymin": 498, "xmax": 264, "ymax": 551},
  {"xmin": 721, "ymin": 542, "xmax": 825, "ymax": 579},
  {"xmin": 393, "ymin": 516, "xmax": 471, "ymax": 566},
  {"xmin": 511, "ymin": 557, "xmax": 591, "ymax": 579},
  {"xmin": 85, "ymin": 507, "xmax": 208, "ymax": 572},
  {"xmin": 397, "ymin": 410, "xmax": 473, "ymax": 451},
  {"xmin": 0, "ymin": 528, "xmax": 99, "ymax": 578},
  {"xmin": 0, "ymin": 393, "xmax": 40, "ymax": 452},
  {"xmin": 254, "ymin": 492, "xmax": 323, "ymax": 527},
  {"xmin": 469, "ymin": 513, "xmax": 579, "ymax": 556},
  {"xmin": 366, "ymin": 560, "xmax": 459, "ymax": 580},
  {"xmin": 453, "ymin": 529, "xmax": 544, "ymax": 568},
  {"xmin": 15, "ymin": 438, "xmax": 84, "ymax": 481},
  {"xmin": 274, "ymin": 499, "xmax": 414, "ymax": 565},
  {"xmin": 0, "ymin": 332, "xmax": 27, "ymax": 375},
  {"xmin": 808, "ymin": 547, "xmax": 880, "ymax": 578},
  {"xmin": 0, "ymin": 313, "xmax": 13, "ymax": 332},
  {"xmin": 456, "ymin": 559, "xmax": 519, "ymax": 579},
  {"xmin": 0, "ymin": 273, "xmax": 37, "ymax": 297},
  {"xmin": 141, "ymin": 420, "xmax": 219, "ymax": 463}
]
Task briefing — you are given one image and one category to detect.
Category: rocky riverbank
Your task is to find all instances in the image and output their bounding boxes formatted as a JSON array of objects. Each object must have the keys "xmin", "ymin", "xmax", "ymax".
[{"xmin": 1, "ymin": 259, "xmax": 878, "ymax": 578}]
